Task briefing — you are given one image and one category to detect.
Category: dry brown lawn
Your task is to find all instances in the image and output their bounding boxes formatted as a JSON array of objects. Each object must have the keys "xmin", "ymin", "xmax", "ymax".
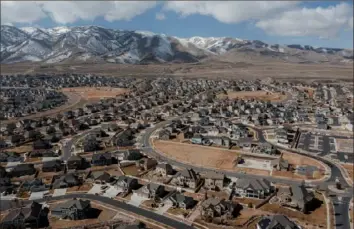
[
  {"xmin": 66, "ymin": 183, "xmax": 92, "ymax": 192},
  {"xmin": 6, "ymin": 143, "xmax": 33, "ymax": 153},
  {"xmin": 49, "ymin": 203, "xmax": 117, "ymax": 229},
  {"xmin": 272, "ymin": 170, "xmax": 323, "ymax": 180},
  {"xmin": 260, "ymin": 193, "xmax": 327, "ymax": 228},
  {"xmin": 121, "ymin": 165, "xmax": 140, "ymax": 176},
  {"xmin": 218, "ymin": 90, "xmax": 287, "ymax": 102},
  {"xmin": 61, "ymin": 87, "xmax": 128, "ymax": 102}
]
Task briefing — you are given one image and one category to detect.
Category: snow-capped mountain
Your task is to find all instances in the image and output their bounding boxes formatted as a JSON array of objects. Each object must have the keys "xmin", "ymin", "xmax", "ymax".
[{"xmin": 0, "ymin": 25, "xmax": 352, "ymax": 64}]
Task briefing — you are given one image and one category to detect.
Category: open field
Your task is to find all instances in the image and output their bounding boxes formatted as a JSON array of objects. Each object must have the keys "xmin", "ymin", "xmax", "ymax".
[
  {"xmin": 1, "ymin": 61, "xmax": 353, "ymax": 82},
  {"xmin": 218, "ymin": 90, "xmax": 287, "ymax": 102},
  {"xmin": 61, "ymin": 87, "xmax": 129, "ymax": 102},
  {"xmin": 154, "ymin": 140, "xmax": 271, "ymax": 175}
]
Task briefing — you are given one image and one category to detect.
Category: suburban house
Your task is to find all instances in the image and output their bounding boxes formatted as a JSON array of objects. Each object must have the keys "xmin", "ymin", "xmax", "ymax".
[
  {"xmin": 234, "ymin": 178, "xmax": 274, "ymax": 199},
  {"xmin": 201, "ymin": 198, "xmax": 237, "ymax": 220},
  {"xmin": 155, "ymin": 163, "xmax": 174, "ymax": 176},
  {"xmin": 115, "ymin": 176, "xmax": 139, "ymax": 193},
  {"xmin": 52, "ymin": 174, "xmax": 81, "ymax": 189},
  {"xmin": 51, "ymin": 199, "xmax": 92, "ymax": 220},
  {"xmin": 42, "ymin": 160, "xmax": 64, "ymax": 172},
  {"xmin": 0, "ymin": 165, "xmax": 7, "ymax": 178},
  {"xmin": 91, "ymin": 152, "xmax": 112, "ymax": 166},
  {"xmin": 168, "ymin": 193, "xmax": 195, "ymax": 209},
  {"xmin": 10, "ymin": 164, "xmax": 36, "ymax": 177},
  {"xmin": 67, "ymin": 155, "xmax": 87, "ymax": 170},
  {"xmin": 135, "ymin": 183, "xmax": 165, "ymax": 200},
  {"xmin": 136, "ymin": 158, "xmax": 157, "ymax": 171},
  {"xmin": 171, "ymin": 168, "xmax": 201, "ymax": 189},
  {"xmin": 123, "ymin": 149, "xmax": 143, "ymax": 161},
  {"xmin": 257, "ymin": 214, "xmax": 301, "ymax": 229},
  {"xmin": 202, "ymin": 171, "xmax": 225, "ymax": 191},
  {"xmin": 87, "ymin": 171, "xmax": 112, "ymax": 184},
  {"xmin": 277, "ymin": 185, "xmax": 314, "ymax": 213},
  {"xmin": 33, "ymin": 139, "xmax": 52, "ymax": 150},
  {"xmin": 0, "ymin": 201, "xmax": 48, "ymax": 229}
]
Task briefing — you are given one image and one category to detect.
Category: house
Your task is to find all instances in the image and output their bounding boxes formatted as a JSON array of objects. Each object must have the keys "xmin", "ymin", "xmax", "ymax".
[
  {"xmin": 42, "ymin": 159, "xmax": 64, "ymax": 172},
  {"xmin": 277, "ymin": 185, "xmax": 314, "ymax": 213},
  {"xmin": 21, "ymin": 179, "xmax": 46, "ymax": 192},
  {"xmin": 234, "ymin": 178, "xmax": 274, "ymax": 199},
  {"xmin": 51, "ymin": 199, "xmax": 92, "ymax": 220},
  {"xmin": 83, "ymin": 135, "xmax": 100, "ymax": 152},
  {"xmin": 201, "ymin": 198, "xmax": 236, "ymax": 220},
  {"xmin": 270, "ymin": 154, "xmax": 290, "ymax": 171},
  {"xmin": 87, "ymin": 171, "xmax": 111, "ymax": 184},
  {"xmin": 123, "ymin": 149, "xmax": 143, "ymax": 161},
  {"xmin": 171, "ymin": 168, "xmax": 201, "ymax": 189},
  {"xmin": 257, "ymin": 215, "xmax": 301, "ymax": 229},
  {"xmin": 33, "ymin": 139, "xmax": 52, "ymax": 150},
  {"xmin": 0, "ymin": 177, "xmax": 13, "ymax": 194},
  {"xmin": 67, "ymin": 155, "xmax": 87, "ymax": 170},
  {"xmin": 168, "ymin": 193, "xmax": 195, "ymax": 209},
  {"xmin": 156, "ymin": 163, "xmax": 174, "ymax": 176},
  {"xmin": 158, "ymin": 129, "xmax": 171, "ymax": 140},
  {"xmin": 52, "ymin": 174, "xmax": 81, "ymax": 189},
  {"xmin": 0, "ymin": 151, "xmax": 22, "ymax": 162},
  {"xmin": 0, "ymin": 165, "xmax": 7, "ymax": 178},
  {"xmin": 135, "ymin": 183, "xmax": 165, "ymax": 200},
  {"xmin": 116, "ymin": 176, "xmax": 139, "ymax": 193},
  {"xmin": 202, "ymin": 171, "xmax": 225, "ymax": 191},
  {"xmin": 91, "ymin": 152, "xmax": 112, "ymax": 166},
  {"xmin": 136, "ymin": 158, "xmax": 157, "ymax": 171},
  {"xmin": 10, "ymin": 164, "xmax": 36, "ymax": 177},
  {"xmin": 0, "ymin": 201, "xmax": 48, "ymax": 229}
]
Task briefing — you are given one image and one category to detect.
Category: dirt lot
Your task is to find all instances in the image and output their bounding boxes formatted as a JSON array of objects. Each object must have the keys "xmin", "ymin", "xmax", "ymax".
[
  {"xmin": 218, "ymin": 90, "xmax": 287, "ymax": 102},
  {"xmin": 48, "ymin": 203, "xmax": 117, "ymax": 229},
  {"xmin": 154, "ymin": 141, "xmax": 272, "ymax": 176},
  {"xmin": 66, "ymin": 183, "xmax": 93, "ymax": 193},
  {"xmin": 260, "ymin": 192, "xmax": 327, "ymax": 228},
  {"xmin": 281, "ymin": 151, "xmax": 325, "ymax": 170},
  {"xmin": 61, "ymin": 87, "xmax": 128, "ymax": 102},
  {"xmin": 121, "ymin": 165, "xmax": 140, "ymax": 176}
]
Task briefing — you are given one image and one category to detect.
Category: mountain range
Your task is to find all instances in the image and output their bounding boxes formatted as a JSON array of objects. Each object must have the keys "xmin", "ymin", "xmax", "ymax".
[{"xmin": 1, "ymin": 25, "xmax": 353, "ymax": 65}]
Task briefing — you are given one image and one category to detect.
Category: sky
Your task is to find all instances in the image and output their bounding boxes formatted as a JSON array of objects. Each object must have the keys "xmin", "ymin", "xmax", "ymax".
[{"xmin": 1, "ymin": 1, "xmax": 353, "ymax": 48}]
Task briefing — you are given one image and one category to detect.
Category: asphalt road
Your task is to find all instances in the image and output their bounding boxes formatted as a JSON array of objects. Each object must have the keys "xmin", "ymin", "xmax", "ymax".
[
  {"xmin": 0, "ymin": 193, "xmax": 195, "ymax": 229},
  {"xmin": 332, "ymin": 196, "xmax": 351, "ymax": 229}
]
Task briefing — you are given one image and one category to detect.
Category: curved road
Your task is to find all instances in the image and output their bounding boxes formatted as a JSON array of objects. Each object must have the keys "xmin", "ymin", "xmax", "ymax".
[{"xmin": 0, "ymin": 193, "xmax": 195, "ymax": 229}]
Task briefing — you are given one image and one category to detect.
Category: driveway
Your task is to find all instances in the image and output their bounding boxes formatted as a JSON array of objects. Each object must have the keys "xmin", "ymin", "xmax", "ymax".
[
  {"xmin": 52, "ymin": 188, "xmax": 67, "ymax": 197},
  {"xmin": 156, "ymin": 202, "xmax": 172, "ymax": 215},
  {"xmin": 29, "ymin": 191, "xmax": 49, "ymax": 200},
  {"xmin": 128, "ymin": 193, "xmax": 149, "ymax": 207},
  {"xmin": 102, "ymin": 186, "xmax": 122, "ymax": 198}
]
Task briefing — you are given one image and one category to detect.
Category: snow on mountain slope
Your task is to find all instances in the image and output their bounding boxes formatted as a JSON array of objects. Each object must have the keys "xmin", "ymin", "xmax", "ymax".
[{"xmin": 0, "ymin": 25, "xmax": 352, "ymax": 65}]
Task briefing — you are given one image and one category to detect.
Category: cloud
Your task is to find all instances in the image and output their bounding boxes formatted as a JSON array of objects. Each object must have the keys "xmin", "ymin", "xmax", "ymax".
[
  {"xmin": 163, "ymin": 1, "xmax": 299, "ymax": 24},
  {"xmin": 1, "ymin": 1, "xmax": 157, "ymax": 24},
  {"xmin": 1, "ymin": 1, "xmax": 46, "ymax": 24},
  {"xmin": 256, "ymin": 3, "xmax": 353, "ymax": 38},
  {"xmin": 156, "ymin": 12, "xmax": 166, "ymax": 21}
]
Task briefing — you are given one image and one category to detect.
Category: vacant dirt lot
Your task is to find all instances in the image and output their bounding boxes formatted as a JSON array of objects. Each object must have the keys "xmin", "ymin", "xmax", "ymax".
[
  {"xmin": 61, "ymin": 87, "xmax": 128, "ymax": 101},
  {"xmin": 218, "ymin": 90, "xmax": 287, "ymax": 102},
  {"xmin": 281, "ymin": 151, "xmax": 325, "ymax": 171}
]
